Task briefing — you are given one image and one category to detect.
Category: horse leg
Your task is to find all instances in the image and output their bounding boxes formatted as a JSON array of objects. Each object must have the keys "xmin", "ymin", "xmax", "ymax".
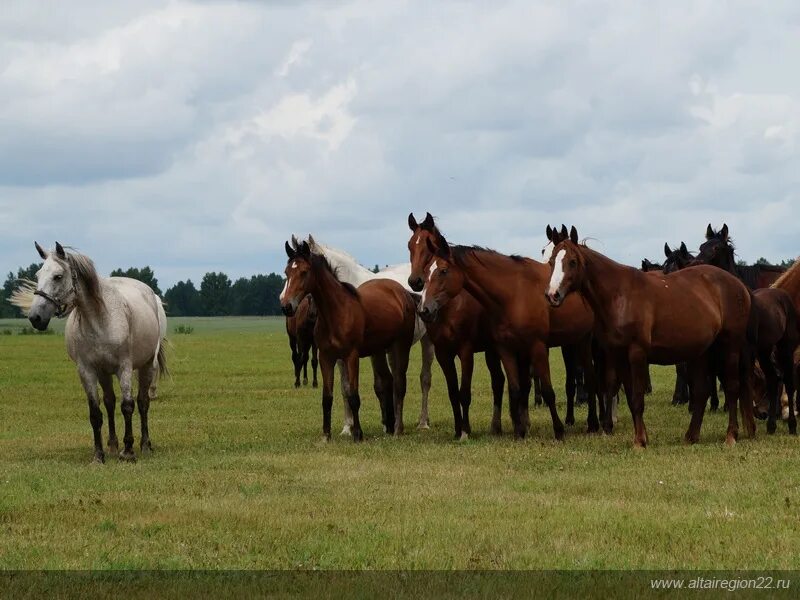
[
  {"xmin": 337, "ymin": 360, "xmax": 353, "ymax": 436},
  {"xmin": 644, "ymin": 365, "xmax": 653, "ymax": 395},
  {"xmin": 533, "ymin": 375, "xmax": 543, "ymax": 406},
  {"xmin": 78, "ymin": 365, "xmax": 105, "ymax": 463},
  {"xmin": 720, "ymin": 346, "xmax": 744, "ymax": 446},
  {"xmin": 777, "ymin": 341, "xmax": 797, "ymax": 435},
  {"xmin": 391, "ymin": 342, "xmax": 411, "ymax": 437},
  {"xmin": 434, "ymin": 347, "xmax": 462, "ymax": 439},
  {"xmin": 532, "ymin": 341, "xmax": 564, "ymax": 441},
  {"xmin": 497, "ymin": 348, "xmax": 523, "ymax": 438},
  {"xmin": 738, "ymin": 344, "xmax": 757, "ymax": 439},
  {"xmin": 117, "ymin": 364, "xmax": 136, "ymax": 462},
  {"xmin": 344, "ymin": 352, "xmax": 363, "ymax": 442},
  {"xmin": 370, "ymin": 353, "xmax": 394, "ymax": 434},
  {"xmin": 684, "ymin": 358, "xmax": 711, "ymax": 444},
  {"xmin": 320, "ymin": 354, "xmax": 336, "ymax": 440},
  {"xmin": 98, "ymin": 372, "xmax": 118, "ymax": 455},
  {"xmin": 290, "ymin": 338, "xmax": 301, "ymax": 388},
  {"xmin": 761, "ymin": 350, "xmax": 780, "ymax": 434},
  {"xmin": 311, "ymin": 338, "xmax": 319, "ymax": 388},
  {"xmin": 417, "ymin": 335, "xmax": 434, "ymax": 430},
  {"xmin": 486, "ymin": 348, "xmax": 505, "ymax": 435},
  {"xmin": 626, "ymin": 346, "xmax": 649, "ymax": 448},
  {"xmin": 301, "ymin": 342, "xmax": 309, "ymax": 386},
  {"xmin": 519, "ymin": 356, "xmax": 532, "ymax": 433},
  {"xmin": 561, "ymin": 345, "xmax": 576, "ymax": 426},
  {"xmin": 601, "ymin": 352, "xmax": 619, "ymax": 434},
  {"xmin": 577, "ymin": 339, "xmax": 599, "ymax": 433},
  {"xmin": 458, "ymin": 346, "xmax": 475, "ymax": 438},
  {"xmin": 672, "ymin": 363, "xmax": 689, "ymax": 406},
  {"xmin": 137, "ymin": 363, "xmax": 156, "ymax": 454}
]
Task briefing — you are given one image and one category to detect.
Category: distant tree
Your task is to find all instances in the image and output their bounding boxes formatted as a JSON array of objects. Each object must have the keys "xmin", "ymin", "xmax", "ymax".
[
  {"xmin": 372, "ymin": 264, "xmax": 380, "ymax": 273},
  {"xmin": 0, "ymin": 263, "xmax": 42, "ymax": 317},
  {"xmin": 110, "ymin": 266, "xmax": 162, "ymax": 296},
  {"xmin": 200, "ymin": 272, "xmax": 232, "ymax": 316},
  {"xmin": 754, "ymin": 257, "xmax": 772, "ymax": 266},
  {"xmin": 780, "ymin": 258, "xmax": 797, "ymax": 268},
  {"xmin": 736, "ymin": 259, "xmax": 748, "ymax": 267},
  {"xmin": 163, "ymin": 280, "xmax": 200, "ymax": 316}
]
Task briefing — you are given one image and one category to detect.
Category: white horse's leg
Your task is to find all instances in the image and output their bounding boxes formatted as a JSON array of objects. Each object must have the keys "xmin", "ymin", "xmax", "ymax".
[
  {"xmin": 417, "ymin": 335, "xmax": 434, "ymax": 429},
  {"xmin": 98, "ymin": 372, "xmax": 118, "ymax": 454},
  {"xmin": 338, "ymin": 360, "xmax": 354, "ymax": 435},
  {"xmin": 117, "ymin": 364, "xmax": 137, "ymax": 462},
  {"xmin": 137, "ymin": 363, "xmax": 156, "ymax": 454},
  {"xmin": 149, "ymin": 369, "xmax": 159, "ymax": 400},
  {"xmin": 78, "ymin": 364, "xmax": 105, "ymax": 464}
]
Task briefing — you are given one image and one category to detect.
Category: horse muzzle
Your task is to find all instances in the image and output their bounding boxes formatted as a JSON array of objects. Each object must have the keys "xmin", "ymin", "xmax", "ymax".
[
  {"xmin": 418, "ymin": 304, "xmax": 439, "ymax": 323},
  {"xmin": 28, "ymin": 313, "xmax": 50, "ymax": 331},
  {"xmin": 545, "ymin": 290, "xmax": 564, "ymax": 307},
  {"xmin": 408, "ymin": 276, "xmax": 424, "ymax": 292},
  {"xmin": 281, "ymin": 303, "xmax": 296, "ymax": 317}
]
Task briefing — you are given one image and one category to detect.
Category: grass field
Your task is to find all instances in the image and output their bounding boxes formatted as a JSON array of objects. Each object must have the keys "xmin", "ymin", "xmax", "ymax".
[{"xmin": 1, "ymin": 316, "xmax": 799, "ymax": 570}]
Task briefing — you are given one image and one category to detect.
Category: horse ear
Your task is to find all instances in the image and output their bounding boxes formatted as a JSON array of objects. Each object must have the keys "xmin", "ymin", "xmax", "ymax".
[
  {"xmin": 34, "ymin": 241, "xmax": 48, "ymax": 260},
  {"xmin": 641, "ymin": 260, "xmax": 647, "ymax": 270},
  {"xmin": 291, "ymin": 234, "xmax": 300, "ymax": 250},
  {"xmin": 706, "ymin": 224, "xmax": 714, "ymax": 239},
  {"xmin": 55, "ymin": 242, "xmax": 66, "ymax": 259},
  {"xmin": 680, "ymin": 241, "xmax": 688, "ymax": 255},
  {"xmin": 422, "ymin": 212, "xmax": 435, "ymax": 231},
  {"xmin": 569, "ymin": 226, "xmax": 579, "ymax": 245},
  {"xmin": 560, "ymin": 224, "xmax": 568, "ymax": 239},
  {"xmin": 545, "ymin": 225, "xmax": 552, "ymax": 240},
  {"xmin": 664, "ymin": 243, "xmax": 672, "ymax": 258},
  {"xmin": 299, "ymin": 241, "xmax": 311, "ymax": 258},
  {"xmin": 285, "ymin": 241, "xmax": 296, "ymax": 259},
  {"xmin": 408, "ymin": 213, "xmax": 418, "ymax": 231},
  {"xmin": 720, "ymin": 224, "xmax": 728, "ymax": 240}
]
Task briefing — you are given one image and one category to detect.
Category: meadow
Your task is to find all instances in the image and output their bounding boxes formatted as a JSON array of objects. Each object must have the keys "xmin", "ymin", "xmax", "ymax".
[{"xmin": 1, "ymin": 316, "xmax": 799, "ymax": 570}]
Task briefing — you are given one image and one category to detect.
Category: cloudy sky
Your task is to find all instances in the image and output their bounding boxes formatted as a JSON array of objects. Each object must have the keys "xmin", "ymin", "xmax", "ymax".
[{"xmin": 1, "ymin": 0, "xmax": 799, "ymax": 286}]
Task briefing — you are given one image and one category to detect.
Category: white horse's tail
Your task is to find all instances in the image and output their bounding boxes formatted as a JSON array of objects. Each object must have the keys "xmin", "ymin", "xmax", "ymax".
[
  {"xmin": 156, "ymin": 339, "xmax": 169, "ymax": 377},
  {"xmin": 8, "ymin": 279, "xmax": 36, "ymax": 316}
]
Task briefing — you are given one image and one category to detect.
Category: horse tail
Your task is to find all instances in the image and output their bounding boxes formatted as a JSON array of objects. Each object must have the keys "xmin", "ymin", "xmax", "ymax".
[{"xmin": 156, "ymin": 338, "xmax": 169, "ymax": 378}]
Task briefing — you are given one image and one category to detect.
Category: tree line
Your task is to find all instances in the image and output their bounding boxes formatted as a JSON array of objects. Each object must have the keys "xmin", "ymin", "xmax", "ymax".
[
  {"xmin": 1, "ymin": 257, "xmax": 797, "ymax": 318},
  {"xmin": 0, "ymin": 265, "xmax": 286, "ymax": 318}
]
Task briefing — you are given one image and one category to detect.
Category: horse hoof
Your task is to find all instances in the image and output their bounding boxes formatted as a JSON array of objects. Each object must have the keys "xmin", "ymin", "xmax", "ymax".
[
  {"xmin": 312, "ymin": 382, "xmax": 318, "ymax": 389},
  {"xmin": 140, "ymin": 441, "xmax": 152, "ymax": 455},
  {"xmin": 490, "ymin": 422, "xmax": 502, "ymax": 436},
  {"xmin": 789, "ymin": 424, "xmax": 797, "ymax": 436},
  {"xmin": 565, "ymin": 416, "xmax": 575, "ymax": 426},
  {"xmin": 460, "ymin": 432, "xmax": 469, "ymax": 442},
  {"xmin": 107, "ymin": 439, "xmax": 119, "ymax": 454},
  {"xmin": 554, "ymin": 428, "xmax": 565, "ymax": 442},
  {"xmin": 725, "ymin": 435, "xmax": 737, "ymax": 447},
  {"xmin": 119, "ymin": 451, "xmax": 136, "ymax": 463},
  {"xmin": 767, "ymin": 421, "xmax": 777, "ymax": 435},
  {"xmin": 91, "ymin": 453, "xmax": 105, "ymax": 465},
  {"xmin": 294, "ymin": 382, "xmax": 300, "ymax": 389},
  {"xmin": 340, "ymin": 426, "xmax": 352, "ymax": 436},
  {"xmin": 417, "ymin": 421, "xmax": 430, "ymax": 431},
  {"xmin": 303, "ymin": 379, "xmax": 308, "ymax": 386},
  {"xmin": 352, "ymin": 429, "xmax": 364, "ymax": 443},
  {"xmin": 587, "ymin": 424, "xmax": 600, "ymax": 434},
  {"xmin": 755, "ymin": 411, "xmax": 768, "ymax": 421}
]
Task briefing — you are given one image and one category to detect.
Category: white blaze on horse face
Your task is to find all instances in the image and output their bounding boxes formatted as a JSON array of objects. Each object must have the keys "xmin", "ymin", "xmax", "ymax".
[
  {"xmin": 291, "ymin": 262, "xmax": 298, "ymax": 269},
  {"xmin": 415, "ymin": 235, "xmax": 421, "ymax": 246},
  {"xmin": 280, "ymin": 278, "xmax": 290, "ymax": 303},
  {"xmin": 420, "ymin": 260, "xmax": 438, "ymax": 306},
  {"xmin": 548, "ymin": 249, "xmax": 567, "ymax": 297},
  {"xmin": 541, "ymin": 241, "xmax": 555, "ymax": 263}
]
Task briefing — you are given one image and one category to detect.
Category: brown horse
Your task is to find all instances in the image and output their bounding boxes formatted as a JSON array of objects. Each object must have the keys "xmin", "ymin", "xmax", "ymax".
[
  {"xmin": 281, "ymin": 240, "xmax": 417, "ymax": 441},
  {"xmin": 410, "ymin": 226, "xmax": 600, "ymax": 440},
  {"xmin": 691, "ymin": 224, "xmax": 798, "ymax": 434},
  {"xmin": 546, "ymin": 227, "xmax": 755, "ymax": 447},
  {"xmin": 285, "ymin": 294, "xmax": 318, "ymax": 388},
  {"xmin": 407, "ymin": 214, "xmax": 505, "ymax": 439}
]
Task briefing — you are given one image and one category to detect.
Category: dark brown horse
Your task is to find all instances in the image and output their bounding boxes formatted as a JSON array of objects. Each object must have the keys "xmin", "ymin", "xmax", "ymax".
[
  {"xmin": 546, "ymin": 227, "xmax": 755, "ymax": 447},
  {"xmin": 691, "ymin": 224, "xmax": 797, "ymax": 434},
  {"xmin": 408, "ymin": 214, "xmax": 505, "ymax": 439},
  {"xmin": 281, "ymin": 240, "xmax": 417, "ymax": 441},
  {"xmin": 410, "ymin": 226, "xmax": 600, "ymax": 439},
  {"xmin": 285, "ymin": 295, "xmax": 318, "ymax": 388}
]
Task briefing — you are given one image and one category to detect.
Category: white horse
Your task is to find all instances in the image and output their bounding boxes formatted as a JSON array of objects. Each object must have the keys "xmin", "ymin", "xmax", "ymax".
[
  {"xmin": 299, "ymin": 235, "xmax": 434, "ymax": 434},
  {"xmin": 14, "ymin": 242, "xmax": 168, "ymax": 463}
]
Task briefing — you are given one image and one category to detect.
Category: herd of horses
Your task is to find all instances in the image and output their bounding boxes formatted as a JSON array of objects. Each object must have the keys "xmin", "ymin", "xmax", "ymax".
[
  {"xmin": 10, "ymin": 217, "xmax": 800, "ymax": 461},
  {"xmin": 282, "ymin": 216, "xmax": 800, "ymax": 449}
]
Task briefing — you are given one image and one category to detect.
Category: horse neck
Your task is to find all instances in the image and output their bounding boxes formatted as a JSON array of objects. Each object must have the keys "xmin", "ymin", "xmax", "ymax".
[
  {"xmin": 322, "ymin": 248, "xmax": 374, "ymax": 287},
  {"xmin": 70, "ymin": 267, "xmax": 106, "ymax": 327},
  {"xmin": 774, "ymin": 261, "xmax": 800, "ymax": 301},
  {"xmin": 576, "ymin": 246, "xmax": 631, "ymax": 322},
  {"xmin": 308, "ymin": 262, "xmax": 359, "ymax": 330},
  {"xmin": 453, "ymin": 249, "xmax": 533, "ymax": 311}
]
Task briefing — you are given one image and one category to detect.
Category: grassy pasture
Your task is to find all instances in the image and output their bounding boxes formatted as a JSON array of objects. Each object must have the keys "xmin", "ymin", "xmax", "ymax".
[{"xmin": 1, "ymin": 316, "xmax": 799, "ymax": 570}]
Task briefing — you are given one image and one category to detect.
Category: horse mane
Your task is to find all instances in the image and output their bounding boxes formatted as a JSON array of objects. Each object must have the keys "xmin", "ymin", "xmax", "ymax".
[
  {"xmin": 772, "ymin": 257, "xmax": 800, "ymax": 288},
  {"xmin": 310, "ymin": 252, "xmax": 359, "ymax": 298},
  {"xmin": 60, "ymin": 248, "xmax": 105, "ymax": 314},
  {"xmin": 450, "ymin": 245, "xmax": 526, "ymax": 266}
]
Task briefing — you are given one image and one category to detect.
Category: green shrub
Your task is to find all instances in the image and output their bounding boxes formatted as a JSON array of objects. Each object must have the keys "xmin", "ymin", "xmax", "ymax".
[{"xmin": 174, "ymin": 324, "xmax": 194, "ymax": 335}]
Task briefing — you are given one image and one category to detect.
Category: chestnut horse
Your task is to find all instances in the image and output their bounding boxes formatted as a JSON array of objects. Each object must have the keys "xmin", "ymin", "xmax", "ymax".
[
  {"xmin": 691, "ymin": 224, "xmax": 797, "ymax": 434},
  {"xmin": 410, "ymin": 227, "xmax": 599, "ymax": 440},
  {"xmin": 407, "ymin": 214, "xmax": 506, "ymax": 439},
  {"xmin": 285, "ymin": 294, "xmax": 318, "ymax": 388},
  {"xmin": 546, "ymin": 227, "xmax": 755, "ymax": 447},
  {"xmin": 281, "ymin": 241, "xmax": 417, "ymax": 441}
]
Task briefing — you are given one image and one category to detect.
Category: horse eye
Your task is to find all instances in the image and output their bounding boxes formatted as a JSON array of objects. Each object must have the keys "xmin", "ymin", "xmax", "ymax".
[
  {"xmin": 569, "ymin": 260, "xmax": 577, "ymax": 268},
  {"xmin": 53, "ymin": 274, "xmax": 63, "ymax": 281},
  {"xmin": 440, "ymin": 268, "xmax": 448, "ymax": 276}
]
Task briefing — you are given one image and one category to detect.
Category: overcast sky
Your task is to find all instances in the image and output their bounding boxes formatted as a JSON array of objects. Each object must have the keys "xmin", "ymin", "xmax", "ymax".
[{"xmin": 1, "ymin": 0, "xmax": 799, "ymax": 286}]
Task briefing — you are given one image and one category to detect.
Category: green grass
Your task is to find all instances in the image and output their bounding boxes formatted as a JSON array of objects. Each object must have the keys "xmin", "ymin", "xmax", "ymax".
[{"xmin": 1, "ymin": 316, "xmax": 799, "ymax": 570}]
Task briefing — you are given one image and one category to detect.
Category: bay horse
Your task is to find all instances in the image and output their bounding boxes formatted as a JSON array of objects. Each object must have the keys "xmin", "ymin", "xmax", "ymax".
[
  {"xmin": 691, "ymin": 224, "xmax": 798, "ymax": 434},
  {"xmin": 546, "ymin": 227, "xmax": 755, "ymax": 447},
  {"xmin": 281, "ymin": 240, "xmax": 417, "ymax": 441},
  {"xmin": 303, "ymin": 235, "xmax": 434, "ymax": 431},
  {"xmin": 285, "ymin": 294, "xmax": 318, "ymax": 388},
  {"xmin": 409, "ymin": 225, "xmax": 600, "ymax": 440},
  {"xmin": 407, "ymin": 214, "xmax": 506, "ymax": 439},
  {"xmin": 16, "ymin": 242, "xmax": 168, "ymax": 463}
]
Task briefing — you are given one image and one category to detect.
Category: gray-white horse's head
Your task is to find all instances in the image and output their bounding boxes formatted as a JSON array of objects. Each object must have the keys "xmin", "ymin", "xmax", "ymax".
[{"xmin": 28, "ymin": 241, "xmax": 76, "ymax": 330}]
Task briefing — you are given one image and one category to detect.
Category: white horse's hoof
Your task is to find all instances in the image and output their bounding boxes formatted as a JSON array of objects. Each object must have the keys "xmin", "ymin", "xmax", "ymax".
[
  {"xmin": 340, "ymin": 425, "xmax": 352, "ymax": 436},
  {"xmin": 459, "ymin": 432, "xmax": 469, "ymax": 441},
  {"xmin": 417, "ymin": 421, "xmax": 430, "ymax": 430}
]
